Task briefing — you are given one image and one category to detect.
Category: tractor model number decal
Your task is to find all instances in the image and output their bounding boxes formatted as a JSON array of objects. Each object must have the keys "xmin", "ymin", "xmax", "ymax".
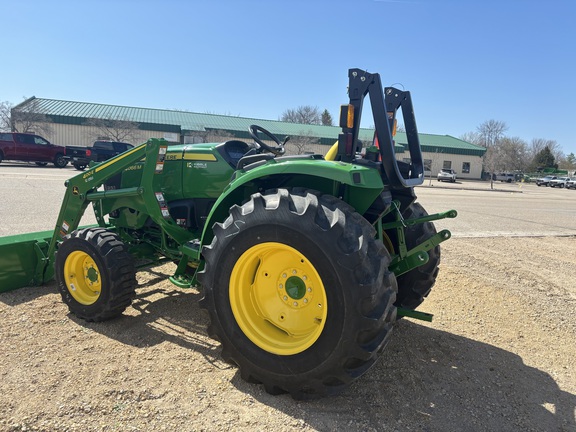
[
  {"xmin": 124, "ymin": 164, "xmax": 143, "ymax": 172},
  {"xmin": 83, "ymin": 170, "xmax": 95, "ymax": 182}
]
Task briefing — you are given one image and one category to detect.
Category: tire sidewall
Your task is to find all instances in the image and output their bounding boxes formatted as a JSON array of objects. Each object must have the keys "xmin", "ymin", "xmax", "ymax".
[
  {"xmin": 55, "ymin": 235, "xmax": 114, "ymax": 317},
  {"xmin": 209, "ymin": 221, "xmax": 350, "ymax": 376}
]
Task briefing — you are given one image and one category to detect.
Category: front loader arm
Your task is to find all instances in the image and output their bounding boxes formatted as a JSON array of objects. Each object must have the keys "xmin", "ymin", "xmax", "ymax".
[
  {"xmin": 0, "ymin": 139, "xmax": 178, "ymax": 291},
  {"xmin": 45, "ymin": 143, "xmax": 149, "ymax": 263},
  {"xmin": 44, "ymin": 138, "xmax": 188, "ymax": 282}
]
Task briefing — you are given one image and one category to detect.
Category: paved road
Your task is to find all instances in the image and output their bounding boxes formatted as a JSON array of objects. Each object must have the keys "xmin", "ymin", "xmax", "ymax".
[
  {"xmin": 0, "ymin": 162, "xmax": 94, "ymax": 236},
  {"xmin": 416, "ymin": 180, "xmax": 576, "ymax": 238},
  {"xmin": 1, "ymin": 162, "xmax": 575, "ymax": 238}
]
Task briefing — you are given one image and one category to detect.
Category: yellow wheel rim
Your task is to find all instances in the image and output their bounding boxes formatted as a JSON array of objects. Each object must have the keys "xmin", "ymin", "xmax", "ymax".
[
  {"xmin": 230, "ymin": 242, "xmax": 327, "ymax": 356},
  {"xmin": 63, "ymin": 251, "xmax": 102, "ymax": 305}
]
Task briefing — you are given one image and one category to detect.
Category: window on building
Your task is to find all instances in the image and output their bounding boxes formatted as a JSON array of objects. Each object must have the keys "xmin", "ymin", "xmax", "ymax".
[
  {"xmin": 443, "ymin": 160, "xmax": 452, "ymax": 169},
  {"xmin": 462, "ymin": 162, "xmax": 470, "ymax": 174}
]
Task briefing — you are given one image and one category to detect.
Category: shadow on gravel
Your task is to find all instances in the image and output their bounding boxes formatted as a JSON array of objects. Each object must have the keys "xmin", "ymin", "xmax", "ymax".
[
  {"xmin": 11, "ymin": 276, "xmax": 571, "ymax": 431},
  {"xmin": 71, "ymin": 283, "xmax": 224, "ymax": 368},
  {"xmin": 240, "ymin": 320, "xmax": 576, "ymax": 432}
]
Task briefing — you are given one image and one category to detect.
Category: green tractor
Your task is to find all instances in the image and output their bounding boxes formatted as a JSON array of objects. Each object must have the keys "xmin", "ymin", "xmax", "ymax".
[{"xmin": 0, "ymin": 69, "xmax": 456, "ymax": 399}]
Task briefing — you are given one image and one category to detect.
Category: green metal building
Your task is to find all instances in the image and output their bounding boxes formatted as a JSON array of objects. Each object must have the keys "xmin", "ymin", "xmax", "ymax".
[{"xmin": 12, "ymin": 97, "xmax": 486, "ymax": 179}]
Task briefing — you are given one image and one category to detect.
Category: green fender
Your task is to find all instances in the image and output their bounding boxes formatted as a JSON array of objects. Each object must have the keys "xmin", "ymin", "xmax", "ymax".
[{"xmin": 200, "ymin": 156, "xmax": 384, "ymax": 245}]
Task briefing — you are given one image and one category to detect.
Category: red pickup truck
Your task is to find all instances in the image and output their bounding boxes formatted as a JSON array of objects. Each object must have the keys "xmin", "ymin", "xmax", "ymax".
[{"xmin": 0, "ymin": 132, "xmax": 68, "ymax": 168}]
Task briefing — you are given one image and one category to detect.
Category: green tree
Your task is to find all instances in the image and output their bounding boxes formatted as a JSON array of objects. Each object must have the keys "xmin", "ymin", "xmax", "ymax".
[
  {"xmin": 531, "ymin": 146, "xmax": 556, "ymax": 171},
  {"xmin": 321, "ymin": 109, "xmax": 333, "ymax": 126}
]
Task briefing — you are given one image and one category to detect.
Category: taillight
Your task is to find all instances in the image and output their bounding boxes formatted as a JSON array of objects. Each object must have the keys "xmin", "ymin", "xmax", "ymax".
[{"xmin": 86, "ymin": 149, "xmax": 91, "ymax": 157}]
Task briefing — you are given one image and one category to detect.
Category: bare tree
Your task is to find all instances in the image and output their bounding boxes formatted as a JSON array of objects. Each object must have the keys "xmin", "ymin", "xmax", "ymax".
[
  {"xmin": 280, "ymin": 106, "xmax": 322, "ymax": 125},
  {"xmin": 0, "ymin": 101, "xmax": 13, "ymax": 131},
  {"xmin": 203, "ymin": 129, "xmax": 234, "ymax": 143},
  {"xmin": 497, "ymin": 136, "xmax": 530, "ymax": 172},
  {"xmin": 86, "ymin": 118, "xmax": 142, "ymax": 143},
  {"xmin": 482, "ymin": 146, "xmax": 500, "ymax": 187},
  {"xmin": 285, "ymin": 130, "xmax": 319, "ymax": 155},
  {"xmin": 476, "ymin": 119, "xmax": 508, "ymax": 149},
  {"xmin": 476, "ymin": 119, "xmax": 508, "ymax": 189},
  {"xmin": 459, "ymin": 131, "xmax": 482, "ymax": 146},
  {"xmin": 9, "ymin": 98, "xmax": 54, "ymax": 136},
  {"xmin": 426, "ymin": 149, "xmax": 444, "ymax": 185}
]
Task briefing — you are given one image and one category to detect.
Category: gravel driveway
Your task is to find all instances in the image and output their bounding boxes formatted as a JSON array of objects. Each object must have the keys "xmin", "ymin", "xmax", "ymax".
[{"xmin": 1, "ymin": 167, "xmax": 574, "ymax": 431}]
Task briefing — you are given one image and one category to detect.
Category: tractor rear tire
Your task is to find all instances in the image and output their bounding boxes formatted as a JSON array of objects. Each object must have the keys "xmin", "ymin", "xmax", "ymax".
[
  {"xmin": 394, "ymin": 203, "xmax": 441, "ymax": 310},
  {"xmin": 55, "ymin": 228, "xmax": 137, "ymax": 322},
  {"xmin": 198, "ymin": 188, "xmax": 397, "ymax": 399}
]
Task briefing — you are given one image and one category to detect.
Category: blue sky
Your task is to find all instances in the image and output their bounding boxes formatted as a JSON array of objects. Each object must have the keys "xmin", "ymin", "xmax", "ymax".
[{"xmin": 2, "ymin": 0, "xmax": 575, "ymax": 155}]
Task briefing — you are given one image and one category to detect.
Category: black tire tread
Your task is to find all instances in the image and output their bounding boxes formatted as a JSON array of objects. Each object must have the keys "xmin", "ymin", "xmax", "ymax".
[
  {"xmin": 55, "ymin": 228, "xmax": 136, "ymax": 322},
  {"xmin": 198, "ymin": 188, "xmax": 397, "ymax": 399}
]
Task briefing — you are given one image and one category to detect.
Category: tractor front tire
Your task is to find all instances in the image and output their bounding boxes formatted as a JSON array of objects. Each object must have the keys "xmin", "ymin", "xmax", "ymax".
[
  {"xmin": 394, "ymin": 203, "xmax": 441, "ymax": 310},
  {"xmin": 55, "ymin": 228, "xmax": 137, "ymax": 322},
  {"xmin": 198, "ymin": 188, "xmax": 397, "ymax": 399}
]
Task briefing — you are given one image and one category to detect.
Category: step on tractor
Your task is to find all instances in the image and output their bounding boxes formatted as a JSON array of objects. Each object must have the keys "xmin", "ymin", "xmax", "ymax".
[{"xmin": 0, "ymin": 69, "xmax": 456, "ymax": 399}]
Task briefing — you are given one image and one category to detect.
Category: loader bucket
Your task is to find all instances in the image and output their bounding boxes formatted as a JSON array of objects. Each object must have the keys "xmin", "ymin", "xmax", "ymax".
[{"xmin": 0, "ymin": 230, "xmax": 55, "ymax": 292}]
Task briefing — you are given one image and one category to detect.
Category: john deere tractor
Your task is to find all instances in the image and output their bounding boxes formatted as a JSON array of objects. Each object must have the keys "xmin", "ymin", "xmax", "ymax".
[{"xmin": 0, "ymin": 69, "xmax": 456, "ymax": 399}]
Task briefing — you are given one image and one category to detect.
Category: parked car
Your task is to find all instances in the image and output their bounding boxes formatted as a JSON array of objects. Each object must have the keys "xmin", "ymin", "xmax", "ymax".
[
  {"xmin": 549, "ymin": 177, "xmax": 570, "ymax": 188},
  {"xmin": 437, "ymin": 168, "xmax": 457, "ymax": 182},
  {"xmin": 65, "ymin": 140, "xmax": 134, "ymax": 170},
  {"xmin": 565, "ymin": 178, "xmax": 576, "ymax": 189},
  {"xmin": 536, "ymin": 175, "xmax": 558, "ymax": 187},
  {"xmin": 494, "ymin": 172, "xmax": 516, "ymax": 183},
  {"xmin": 0, "ymin": 132, "xmax": 67, "ymax": 168}
]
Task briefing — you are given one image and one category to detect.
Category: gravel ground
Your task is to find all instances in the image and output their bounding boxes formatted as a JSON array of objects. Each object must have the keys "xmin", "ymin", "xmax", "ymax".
[{"xmin": 1, "ymin": 234, "xmax": 575, "ymax": 432}]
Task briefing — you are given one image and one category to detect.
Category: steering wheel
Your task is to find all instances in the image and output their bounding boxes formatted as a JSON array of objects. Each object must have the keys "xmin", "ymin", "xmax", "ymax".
[{"xmin": 249, "ymin": 125, "xmax": 287, "ymax": 156}]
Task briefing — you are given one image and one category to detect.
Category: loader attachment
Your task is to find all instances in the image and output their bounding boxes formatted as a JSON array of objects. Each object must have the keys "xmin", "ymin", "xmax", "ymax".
[
  {"xmin": 0, "ymin": 230, "xmax": 53, "ymax": 292},
  {"xmin": 0, "ymin": 140, "xmax": 155, "ymax": 293}
]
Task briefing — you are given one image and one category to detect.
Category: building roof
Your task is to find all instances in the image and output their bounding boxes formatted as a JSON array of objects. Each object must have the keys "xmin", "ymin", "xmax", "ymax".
[{"xmin": 13, "ymin": 97, "xmax": 486, "ymax": 157}]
